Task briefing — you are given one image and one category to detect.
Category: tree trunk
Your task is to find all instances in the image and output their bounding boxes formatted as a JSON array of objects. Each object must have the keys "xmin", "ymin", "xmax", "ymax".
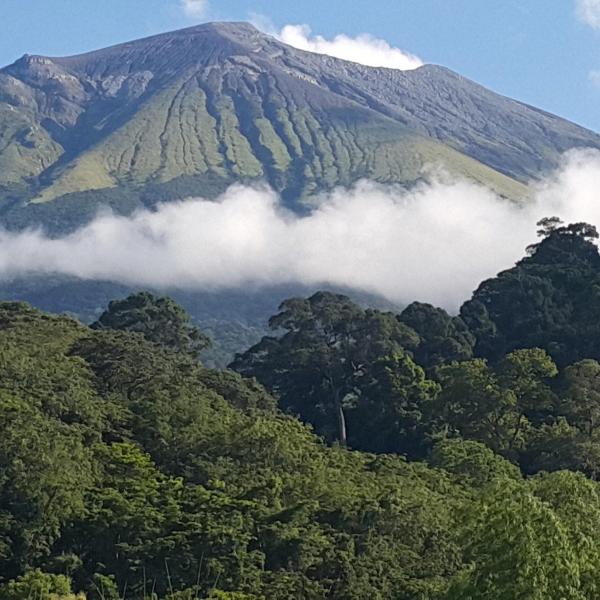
[{"xmin": 334, "ymin": 392, "xmax": 348, "ymax": 446}]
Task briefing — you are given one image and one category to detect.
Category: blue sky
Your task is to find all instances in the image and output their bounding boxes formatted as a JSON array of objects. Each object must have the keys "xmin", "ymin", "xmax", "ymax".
[{"xmin": 1, "ymin": 0, "xmax": 598, "ymax": 131}]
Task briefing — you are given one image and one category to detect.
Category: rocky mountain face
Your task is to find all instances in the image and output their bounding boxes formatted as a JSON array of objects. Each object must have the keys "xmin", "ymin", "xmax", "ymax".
[{"xmin": 1, "ymin": 21, "xmax": 599, "ymax": 230}]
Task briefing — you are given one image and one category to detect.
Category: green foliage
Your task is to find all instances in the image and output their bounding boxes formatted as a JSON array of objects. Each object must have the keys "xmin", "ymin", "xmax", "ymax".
[
  {"xmin": 348, "ymin": 352, "xmax": 439, "ymax": 457},
  {"xmin": 434, "ymin": 349, "xmax": 557, "ymax": 461},
  {"xmin": 445, "ymin": 481, "xmax": 585, "ymax": 600},
  {"xmin": 232, "ymin": 292, "xmax": 419, "ymax": 446},
  {"xmin": 435, "ymin": 358, "xmax": 521, "ymax": 456},
  {"xmin": 206, "ymin": 591, "xmax": 262, "ymax": 600},
  {"xmin": 428, "ymin": 439, "xmax": 521, "ymax": 487},
  {"xmin": 0, "ymin": 570, "xmax": 74, "ymax": 600},
  {"xmin": 196, "ymin": 369, "xmax": 277, "ymax": 413},
  {"xmin": 496, "ymin": 347, "xmax": 558, "ymax": 425},
  {"xmin": 530, "ymin": 471, "xmax": 600, "ymax": 597},
  {"xmin": 0, "ymin": 302, "xmax": 465, "ymax": 598},
  {"xmin": 91, "ymin": 292, "xmax": 211, "ymax": 358},
  {"xmin": 560, "ymin": 359, "xmax": 600, "ymax": 437},
  {"xmin": 461, "ymin": 219, "xmax": 600, "ymax": 365},
  {"xmin": 399, "ymin": 302, "xmax": 475, "ymax": 369}
]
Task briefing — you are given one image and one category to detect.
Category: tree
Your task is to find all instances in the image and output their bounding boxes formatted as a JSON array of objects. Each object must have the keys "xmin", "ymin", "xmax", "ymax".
[
  {"xmin": 197, "ymin": 368, "xmax": 277, "ymax": 413},
  {"xmin": 496, "ymin": 348, "xmax": 557, "ymax": 427},
  {"xmin": 0, "ymin": 393, "xmax": 94, "ymax": 577},
  {"xmin": 0, "ymin": 570, "xmax": 74, "ymax": 600},
  {"xmin": 461, "ymin": 219, "xmax": 600, "ymax": 365},
  {"xmin": 92, "ymin": 292, "xmax": 211, "ymax": 358},
  {"xmin": 519, "ymin": 419, "xmax": 583, "ymax": 476},
  {"xmin": 65, "ymin": 442, "xmax": 183, "ymax": 595},
  {"xmin": 526, "ymin": 218, "xmax": 600, "ymax": 263},
  {"xmin": 531, "ymin": 471, "xmax": 600, "ymax": 598},
  {"xmin": 428, "ymin": 439, "xmax": 521, "ymax": 487},
  {"xmin": 435, "ymin": 359, "xmax": 520, "ymax": 455},
  {"xmin": 518, "ymin": 359, "xmax": 600, "ymax": 477},
  {"xmin": 560, "ymin": 359, "xmax": 600, "ymax": 437},
  {"xmin": 231, "ymin": 292, "xmax": 419, "ymax": 446},
  {"xmin": 348, "ymin": 352, "xmax": 439, "ymax": 457},
  {"xmin": 435, "ymin": 350, "xmax": 557, "ymax": 461},
  {"xmin": 0, "ymin": 300, "xmax": 466, "ymax": 598},
  {"xmin": 445, "ymin": 481, "xmax": 585, "ymax": 600},
  {"xmin": 536, "ymin": 216, "xmax": 563, "ymax": 238},
  {"xmin": 399, "ymin": 302, "xmax": 475, "ymax": 369}
]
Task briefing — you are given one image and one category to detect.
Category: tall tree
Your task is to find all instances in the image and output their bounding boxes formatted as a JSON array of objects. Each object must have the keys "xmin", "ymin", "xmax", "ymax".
[
  {"xmin": 435, "ymin": 359, "xmax": 520, "ymax": 455},
  {"xmin": 461, "ymin": 219, "xmax": 600, "ymax": 365},
  {"xmin": 434, "ymin": 349, "xmax": 557, "ymax": 459},
  {"xmin": 496, "ymin": 348, "xmax": 558, "ymax": 428},
  {"xmin": 399, "ymin": 302, "xmax": 475, "ymax": 370},
  {"xmin": 231, "ymin": 292, "xmax": 419, "ymax": 445},
  {"xmin": 348, "ymin": 352, "xmax": 439, "ymax": 457},
  {"xmin": 92, "ymin": 292, "xmax": 211, "ymax": 358}
]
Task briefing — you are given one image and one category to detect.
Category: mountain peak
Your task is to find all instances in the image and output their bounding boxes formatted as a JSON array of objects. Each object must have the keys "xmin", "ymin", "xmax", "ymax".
[
  {"xmin": 100, "ymin": 20, "xmax": 265, "ymax": 48},
  {"xmin": 25, "ymin": 21, "xmax": 275, "ymax": 78},
  {"xmin": 191, "ymin": 20, "xmax": 261, "ymax": 35}
]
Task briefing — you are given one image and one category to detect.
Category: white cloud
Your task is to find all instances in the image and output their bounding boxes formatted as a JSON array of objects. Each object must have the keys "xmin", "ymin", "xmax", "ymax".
[
  {"xmin": 180, "ymin": 0, "xmax": 208, "ymax": 19},
  {"xmin": 590, "ymin": 69, "xmax": 600, "ymax": 87},
  {"xmin": 1, "ymin": 150, "xmax": 600, "ymax": 312},
  {"xmin": 273, "ymin": 24, "xmax": 424, "ymax": 70},
  {"xmin": 576, "ymin": 0, "xmax": 600, "ymax": 28}
]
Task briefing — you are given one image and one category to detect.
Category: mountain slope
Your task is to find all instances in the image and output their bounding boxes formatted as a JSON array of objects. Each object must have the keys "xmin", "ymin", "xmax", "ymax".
[{"xmin": 1, "ymin": 21, "xmax": 598, "ymax": 226}]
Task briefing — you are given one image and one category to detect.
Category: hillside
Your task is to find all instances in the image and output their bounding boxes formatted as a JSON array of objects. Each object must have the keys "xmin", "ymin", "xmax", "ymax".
[{"xmin": 1, "ymin": 22, "xmax": 599, "ymax": 231}]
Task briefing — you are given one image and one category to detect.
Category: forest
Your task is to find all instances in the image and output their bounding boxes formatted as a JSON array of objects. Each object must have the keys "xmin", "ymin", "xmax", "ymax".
[{"xmin": 3, "ymin": 217, "xmax": 600, "ymax": 599}]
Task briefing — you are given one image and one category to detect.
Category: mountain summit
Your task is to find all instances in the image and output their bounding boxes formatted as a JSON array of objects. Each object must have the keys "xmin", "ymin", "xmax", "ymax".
[{"xmin": 0, "ymin": 22, "xmax": 599, "ymax": 228}]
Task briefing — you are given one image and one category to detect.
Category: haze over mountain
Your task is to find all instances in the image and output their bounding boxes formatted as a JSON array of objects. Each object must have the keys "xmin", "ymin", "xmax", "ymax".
[{"xmin": 1, "ymin": 21, "xmax": 599, "ymax": 231}]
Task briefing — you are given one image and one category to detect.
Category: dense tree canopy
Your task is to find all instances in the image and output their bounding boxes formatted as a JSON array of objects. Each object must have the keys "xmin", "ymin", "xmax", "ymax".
[
  {"xmin": 461, "ymin": 218, "xmax": 600, "ymax": 365},
  {"xmin": 445, "ymin": 481, "xmax": 586, "ymax": 600},
  {"xmin": 91, "ymin": 291, "xmax": 211, "ymax": 358},
  {"xmin": 0, "ymin": 302, "xmax": 461, "ymax": 598},
  {"xmin": 399, "ymin": 302, "xmax": 475, "ymax": 369},
  {"xmin": 231, "ymin": 292, "xmax": 419, "ymax": 446}
]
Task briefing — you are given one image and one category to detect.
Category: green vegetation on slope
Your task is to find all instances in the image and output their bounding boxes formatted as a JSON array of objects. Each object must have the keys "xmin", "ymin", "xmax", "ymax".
[
  {"xmin": 0, "ymin": 301, "xmax": 466, "ymax": 599},
  {"xmin": 31, "ymin": 88, "xmax": 527, "ymax": 207},
  {"xmin": 0, "ymin": 103, "xmax": 63, "ymax": 186}
]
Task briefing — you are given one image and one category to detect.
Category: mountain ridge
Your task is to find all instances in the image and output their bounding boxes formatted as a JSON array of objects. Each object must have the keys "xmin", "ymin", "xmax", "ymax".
[{"xmin": 0, "ymin": 21, "xmax": 598, "ymax": 230}]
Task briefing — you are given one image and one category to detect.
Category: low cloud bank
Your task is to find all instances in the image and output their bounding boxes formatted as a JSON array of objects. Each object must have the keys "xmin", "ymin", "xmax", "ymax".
[
  {"xmin": 1, "ymin": 150, "xmax": 600, "ymax": 311},
  {"xmin": 273, "ymin": 24, "xmax": 424, "ymax": 70},
  {"xmin": 180, "ymin": 0, "xmax": 208, "ymax": 19}
]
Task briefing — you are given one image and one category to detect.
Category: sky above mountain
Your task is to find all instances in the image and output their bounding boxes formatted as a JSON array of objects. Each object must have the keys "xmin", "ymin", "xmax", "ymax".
[{"xmin": 0, "ymin": 0, "xmax": 598, "ymax": 131}]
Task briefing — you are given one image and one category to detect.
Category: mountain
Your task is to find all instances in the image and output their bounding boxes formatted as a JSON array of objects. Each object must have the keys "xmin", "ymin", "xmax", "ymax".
[{"xmin": 1, "ymin": 22, "xmax": 599, "ymax": 232}]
